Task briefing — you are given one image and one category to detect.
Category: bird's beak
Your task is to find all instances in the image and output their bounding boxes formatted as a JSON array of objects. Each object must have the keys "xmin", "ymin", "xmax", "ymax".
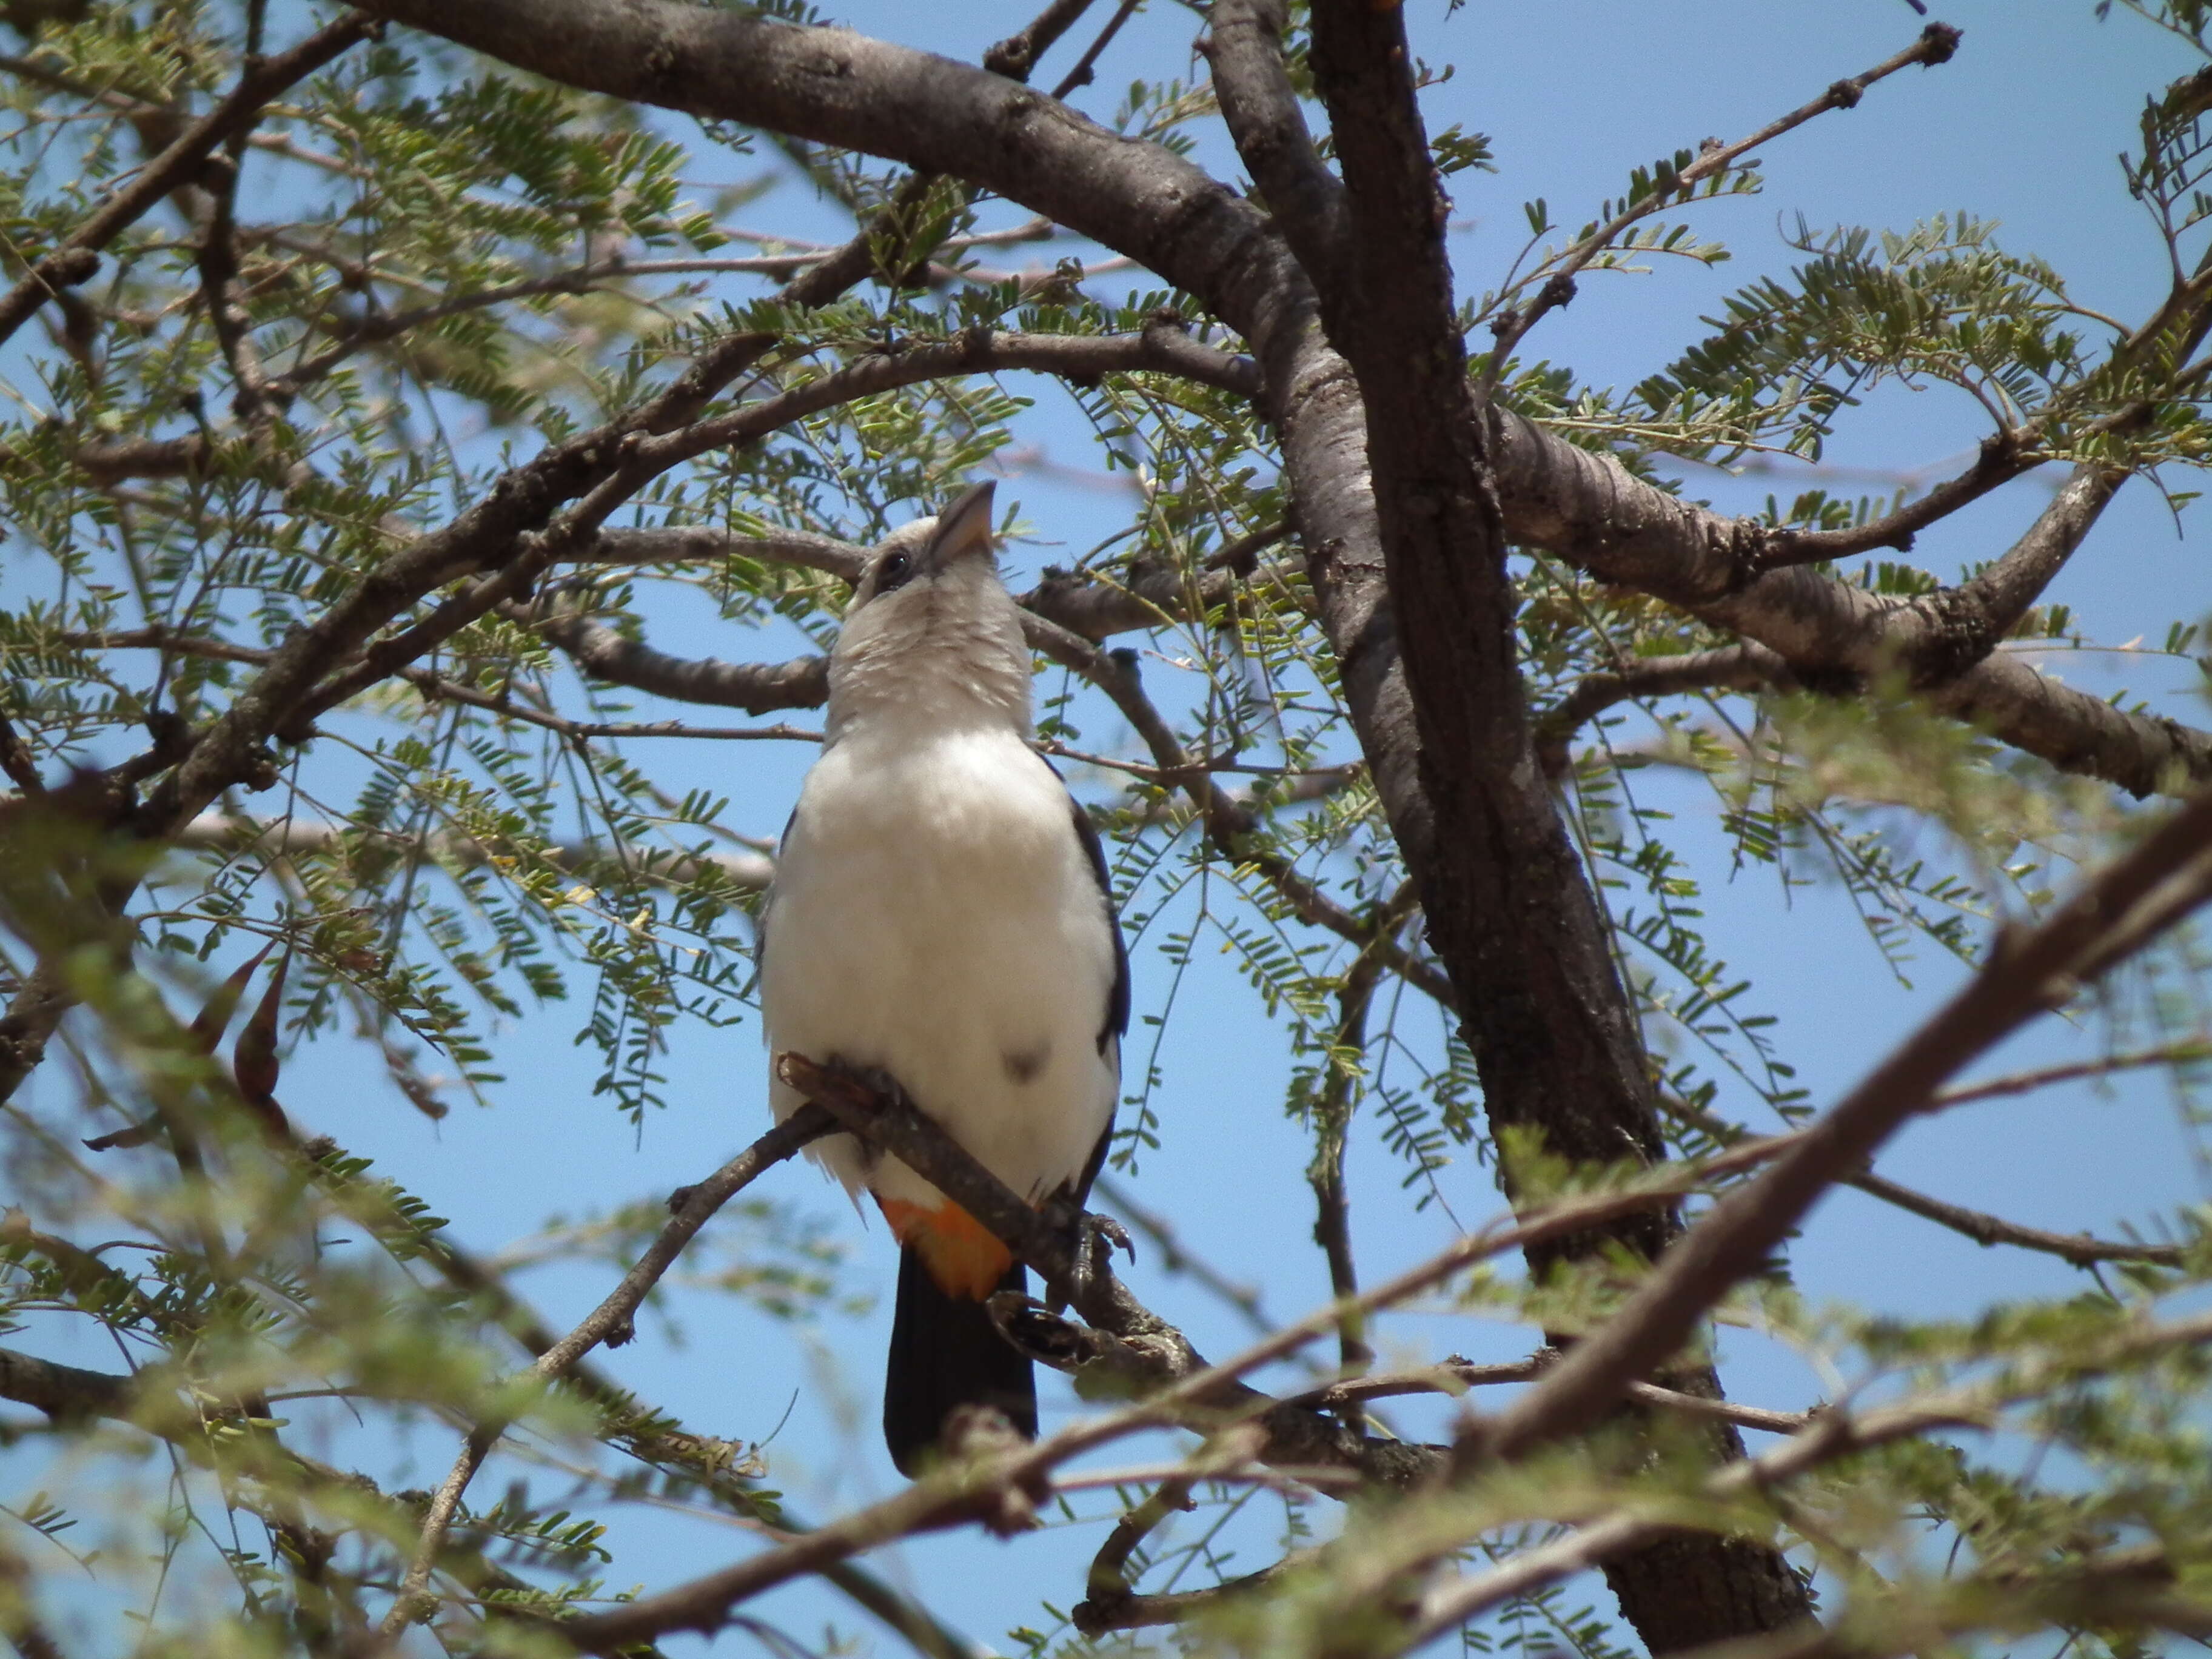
[{"xmin": 921, "ymin": 480, "xmax": 997, "ymax": 574}]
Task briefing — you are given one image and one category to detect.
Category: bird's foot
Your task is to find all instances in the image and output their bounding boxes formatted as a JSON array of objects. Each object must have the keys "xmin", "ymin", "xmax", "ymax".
[
  {"xmin": 1077, "ymin": 1210, "xmax": 1134, "ymax": 1266},
  {"xmin": 1042, "ymin": 1199, "xmax": 1133, "ymax": 1307}
]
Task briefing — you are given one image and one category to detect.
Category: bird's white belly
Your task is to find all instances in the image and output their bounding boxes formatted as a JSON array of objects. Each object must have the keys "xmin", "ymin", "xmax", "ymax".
[{"xmin": 761, "ymin": 730, "xmax": 1118, "ymax": 1214}]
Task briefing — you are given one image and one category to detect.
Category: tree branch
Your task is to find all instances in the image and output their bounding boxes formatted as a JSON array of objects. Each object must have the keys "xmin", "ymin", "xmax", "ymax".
[
  {"xmin": 1846, "ymin": 1167, "xmax": 2188, "ymax": 1268},
  {"xmin": 1076, "ymin": 1473, "xmax": 1197, "ymax": 1627},
  {"xmin": 1287, "ymin": 1356, "xmax": 1811, "ymax": 1437},
  {"xmin": 1071, "ymin": 1554, "xmax": 1309, "ymax": 1635},
  {"xmin": 1484, "ymin": 782, "xmax": 2212, "ymax": 1467},
  {"xmin": 287, "ymin": 324, "xmax": 1255, "ymax": 734},
  {"xmin": 563, "ymin": 1065, "xmax": 1863, "ymax": 1657},
  {"xmin": 776, "ymin": 1052, "xmax": 1448, "ymax": 1489},
  {"xmin": 1926, "ymin": 462, "xmax": 2125, "ymax": 669},
  {"xmin": 0, "ymin": 1346, "xmax": 133, "ymax": 1422},
  {"xmin": 554, "ymin": 1053, "xmax": 1805, "ymax": 1654},
  {"xmin": 0, "ymin": 1343, "xmax": 609, "ymax": 1648},
  {"xmin": 0, "ymin": 159, "xmax": 983, "ymax": 1115},
  {"xmin": 1535, "ymin": 643, "xmax": 1796, "ymax": 777},
  {"xmin": 1934, "ymin": 1044, "xmax": 2211, "ymax": 1108},
  {"xmin": 194, "ymin": 133, "xmax": 279, "ymax": 433},
  {"xmin": 1043, "ymin": 0, "xmax": 1140, "ymax": 101},
  {"xmin": 586, "ymin": 525, "xmax": 868, "ymax": 581},
  {"xmin": 1657, "ymin": 1090, "xmax": 2194, "ymax": 1270},
  {"xmin": 1407, "ymin": 1309, "xmax": 2212, "ymax": 1655},
  {"xmin": 1484, "ymin": 405, "xmax": 2212, "ymax": 796},
  {"xmin": 299, "ymin": 1139, "xmax": 980, "ymax": 1659},
  {"xmin": 350, "ymin": 0, "xmax": 2212, "ymax": 815},
  {"xmin": 175, "ymin": 811, "xmax": 773, "ymax": 890},
  {"xmin": 378, "ymin": 1105, "xmax": 834, "ymax": 1637},
  {"xmin": 1481, "ymin": 22, "xmax": 1962, "ymax": 386},
  {"xmin": 1204, "ymin": 0, "xmax": 1347, "ymax": 286},
  {"xmin": 583, "ymin": 520, "xmax": 1279, "ymax": 650},
  {"xmin": 0, "ymin": 13, "xmax": 378, "ymax": 350},
  {"xmin": 531, "ymin": 609, "xmax": 830, "ymax": 717},
  {"xmin": 983, "ymin": 0, "xmax": 1094, "ymax": 81},
  {"xmin": 1754, "ymin": 430, "xmax": 2031, "ymax": 568},
  {"xmin": 1310, "ymin": 928, "xmax": 1390, "ymax": 1395},
  {"xmin": 1301, "ymin": 2, "xmax": 1814, "ymax": 1634},
  {"xmin": 1021, "ymin": 611, "xmax": 1459, "ymax": 1010},
  {"xmin": 0, "ymin": 714, "xmax": 43, "ymax": 796}
]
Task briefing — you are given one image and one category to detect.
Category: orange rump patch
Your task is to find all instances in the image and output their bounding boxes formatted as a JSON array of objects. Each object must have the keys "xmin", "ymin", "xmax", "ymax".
[{"xmin": 877, "ymin": 1195, "xmax": 1014, "ymax": 1299}]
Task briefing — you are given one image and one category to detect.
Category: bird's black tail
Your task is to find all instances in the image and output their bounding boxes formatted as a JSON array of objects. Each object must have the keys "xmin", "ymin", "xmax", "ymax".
[{"xmin": 884, "ymin": 1248, "xmax": 1034, "ymax": 1477}]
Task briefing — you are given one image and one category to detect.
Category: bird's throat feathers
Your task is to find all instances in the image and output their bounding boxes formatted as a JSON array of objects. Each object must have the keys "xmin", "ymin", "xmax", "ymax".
[{"xmin": 826, "ymin": 586, "xmax": 1033, "ymax": 744}]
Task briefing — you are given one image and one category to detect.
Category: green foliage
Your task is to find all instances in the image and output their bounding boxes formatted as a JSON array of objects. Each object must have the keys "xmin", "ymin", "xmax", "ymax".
[{"xmin": 1, "ymin": 4, "xmax": 2211, "ymax": 1658}]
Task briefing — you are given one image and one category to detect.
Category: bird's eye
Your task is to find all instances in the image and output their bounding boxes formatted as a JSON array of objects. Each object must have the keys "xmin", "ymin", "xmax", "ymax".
[{"xmin": 876, "ymin": 551, "xmax": 913, "ymax": 594}]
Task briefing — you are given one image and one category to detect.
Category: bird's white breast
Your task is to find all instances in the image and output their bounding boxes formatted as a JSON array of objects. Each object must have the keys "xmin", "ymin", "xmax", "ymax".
[{"xmin": 761, "ymin": 722, "xmax": 1119, "ymax": 1215}]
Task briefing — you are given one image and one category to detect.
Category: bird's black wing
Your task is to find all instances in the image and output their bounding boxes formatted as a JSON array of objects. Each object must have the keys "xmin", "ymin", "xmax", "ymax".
[
  {"xmin": 1064, "ymin": 789, "xmax": 1128, "ymax": 1210},
  {"xmin": 1067, "ymin": 792, "xmax": 1131, "ymax": 1056}
]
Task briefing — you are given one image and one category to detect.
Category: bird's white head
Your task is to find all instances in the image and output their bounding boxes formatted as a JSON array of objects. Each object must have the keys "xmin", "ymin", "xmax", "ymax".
[{"xmin": 825, "ymin": 481, "xmax": 1033, "ymax": 746}]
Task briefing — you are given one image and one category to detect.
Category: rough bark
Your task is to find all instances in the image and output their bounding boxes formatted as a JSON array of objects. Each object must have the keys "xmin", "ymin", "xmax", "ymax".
[{"xmin": 1281, "ymin": 1, "xmax": 1812, "ymax": 1643}]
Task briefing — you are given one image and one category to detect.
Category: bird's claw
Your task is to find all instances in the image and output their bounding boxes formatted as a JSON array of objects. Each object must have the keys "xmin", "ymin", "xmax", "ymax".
[
  {"xmin": 1048, "ymin": 1204, "xmax": 1134, "ymax": 1305},
  {"xmin": 1088, "ymin": 1213, "xmax": 1134, "ymax": 1263}
]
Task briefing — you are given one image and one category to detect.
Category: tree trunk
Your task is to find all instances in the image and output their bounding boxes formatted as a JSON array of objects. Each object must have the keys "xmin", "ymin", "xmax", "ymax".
[{"xmin": 1294, "ymin": 1, "xmax": 1816, "ymax": 1645}]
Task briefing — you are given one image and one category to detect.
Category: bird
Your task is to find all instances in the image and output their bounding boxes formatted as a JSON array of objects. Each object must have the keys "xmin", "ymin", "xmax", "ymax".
[{"xmin": 759, "ymin": 481, "xmax": 1129, "ymax": 1476}]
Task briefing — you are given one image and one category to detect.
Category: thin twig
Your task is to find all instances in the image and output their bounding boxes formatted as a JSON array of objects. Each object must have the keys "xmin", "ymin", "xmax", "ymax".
[
  {"xmin": 1849, "ymin": 1167, "xmax": 2190, "ymax": 1269},
  {"xmin": 0, "ymin": 14, "xmax": 378, "ymax": 349},
  {"xmin": 1932, "ymin": 1044, "xmax": 2212, "ymax": 1108},
  {"xmin": 1403, "ymin": 1308, "xmax": 2212, "ymax": 1654},
  {"xmin": 1027, "ymin": 615, "xmax": 1459, "ymax": 1011},
  {"xmin": 0, "ymin": 714, "xmax": 42, "ymax": 794},
  {"xmin": 376, "ymin": 1106, "xmax": 832, "ymax": 1638},
  {"xmin": 172, "ymin": 813, "xmax": 776, "ymax": 891},
  {"xmin": 984, "ymin": 0, "xmax": 1096, "ymax": 80},
  {"xmin": 1660, "ymin": 1092, "xmax": 2196, "ymax": 1269},
  {"xmin": 1483, "ymin": 782, "xmax": 2212, "ymax": 1469},
  {"xmin": 1075, "ymin": 1473, "xmax": 1197, "ymax": 1631},
  {"xmin": 1285, "ymin": 1357, "xmax": 1812, "ymax": 1436},
  {"xmin": 1050, "ymin": 0, "xmax": 1142, "ymax": 99},
  {"xmin": 1479, "ymin": 21, "xmax": 1961, "ymax": 391},
  {"xmin": 1534, "ymin": 643, "xmax": 1793, "ymax": 777},
  {"xmin": 1311, "ymin": 923, "xmax": 1396, "ymax": 1401}
]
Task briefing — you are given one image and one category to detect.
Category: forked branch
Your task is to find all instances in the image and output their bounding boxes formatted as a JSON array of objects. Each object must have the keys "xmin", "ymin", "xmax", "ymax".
[{"xmin": 1483, "ymin": 781, "xmax": 2212, "ymax": 1468}]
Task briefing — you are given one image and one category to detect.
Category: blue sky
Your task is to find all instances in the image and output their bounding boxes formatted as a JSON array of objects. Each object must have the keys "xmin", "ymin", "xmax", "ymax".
[{"xmin": 15, "ymin": 2, "xmax": 2212, "ymax": 1652}]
